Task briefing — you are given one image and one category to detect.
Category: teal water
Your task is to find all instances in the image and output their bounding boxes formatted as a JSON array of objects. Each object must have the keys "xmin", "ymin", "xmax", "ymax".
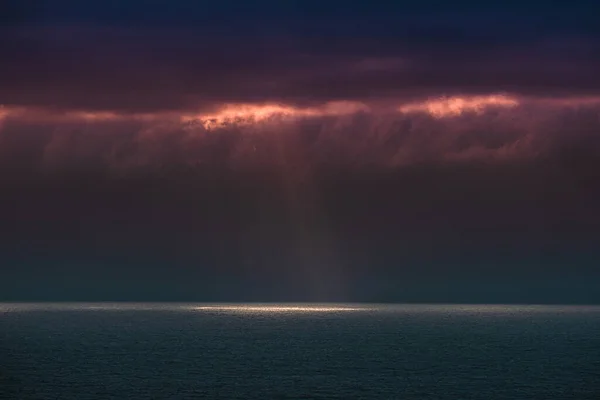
[{"xmin": 1, "ymin": 303, "xmax": 600, "ymax": 399}]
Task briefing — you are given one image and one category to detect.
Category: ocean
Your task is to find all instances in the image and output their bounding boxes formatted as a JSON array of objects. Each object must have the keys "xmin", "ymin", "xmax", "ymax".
[{"xmin": 1, "ymin": 303, "xmax": 599, "ymax": 399}]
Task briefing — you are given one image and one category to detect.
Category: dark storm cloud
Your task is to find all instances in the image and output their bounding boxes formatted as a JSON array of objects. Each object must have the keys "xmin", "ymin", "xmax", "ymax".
[{"xmin": 2, "ymin": 2, "xmax": 600, "ymax": 112}]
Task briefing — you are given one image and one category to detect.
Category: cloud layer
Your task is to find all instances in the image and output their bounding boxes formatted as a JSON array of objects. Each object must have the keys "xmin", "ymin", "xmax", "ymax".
[{"xmin": 1, "ymin": 96, "xmax": 600, "ymax": 174}]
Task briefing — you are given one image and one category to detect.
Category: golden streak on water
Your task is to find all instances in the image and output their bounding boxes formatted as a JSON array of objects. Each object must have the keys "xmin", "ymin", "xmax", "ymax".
[{"xmin": 191, "ymin": 305, "xmax": 367, "ymax": 313}]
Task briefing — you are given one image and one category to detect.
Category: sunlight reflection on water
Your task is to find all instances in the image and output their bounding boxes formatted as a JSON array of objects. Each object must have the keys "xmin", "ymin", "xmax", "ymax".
[
  {"xmin": 1, "ymin": 303, "xmax": 600, "ymax": 315},
  {"xmin": 189, "ymin": 304, "xmax": 369, "ymax": 313}
]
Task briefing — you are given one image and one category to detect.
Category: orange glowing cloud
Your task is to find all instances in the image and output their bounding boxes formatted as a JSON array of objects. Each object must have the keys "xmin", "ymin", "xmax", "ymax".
[
  {"xmin": 180, "ymin": 101, "xmax": 370, "ymax": 129},
  {"xmin": 398, "ymin": 94, "xmax": 519, "ymax": 118}
]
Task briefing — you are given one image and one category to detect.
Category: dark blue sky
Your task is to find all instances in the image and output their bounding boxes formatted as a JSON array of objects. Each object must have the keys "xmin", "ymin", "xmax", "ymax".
[{"xmin": 3, "ymin": 1, "xmax": 600, "ymax": 111}]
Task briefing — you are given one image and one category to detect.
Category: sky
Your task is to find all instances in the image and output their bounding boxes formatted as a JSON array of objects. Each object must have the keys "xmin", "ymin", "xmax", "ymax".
[{"xmin": 1, "ymin": 1, "xmax": 600, "ymax": 303}]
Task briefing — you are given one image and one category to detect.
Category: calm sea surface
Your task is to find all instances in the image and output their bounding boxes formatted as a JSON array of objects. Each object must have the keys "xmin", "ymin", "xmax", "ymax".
[{"xmin": 1, "ymin": 303, "xmax": 599, "ymax": 399}]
